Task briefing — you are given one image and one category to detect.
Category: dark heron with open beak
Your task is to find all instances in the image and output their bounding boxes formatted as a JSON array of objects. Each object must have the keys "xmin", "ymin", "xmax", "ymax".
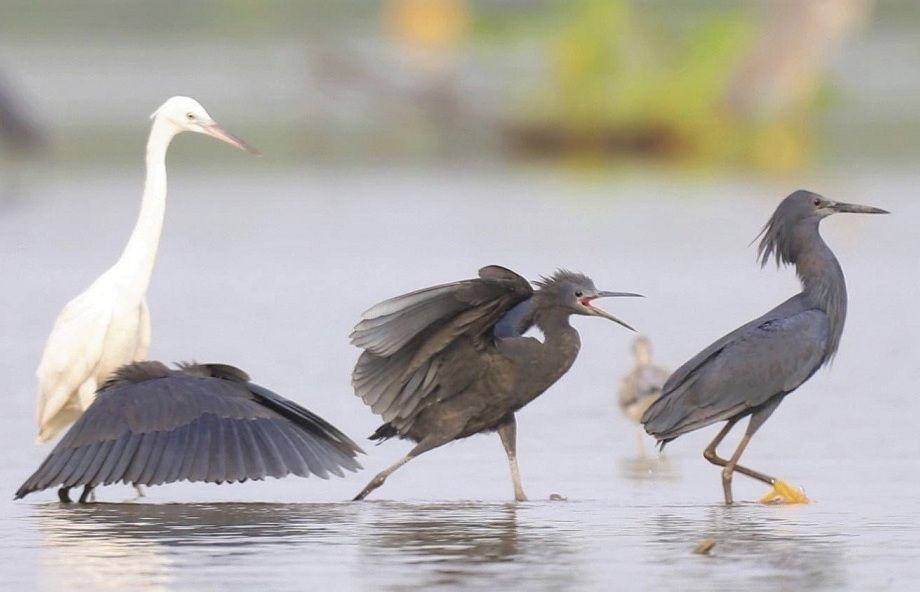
[
  {"xmin": 349, "ymin": 265, "xmax": 640, "ymax": 501},
  {"xmin": 642, "ymin": 190, "xmax": 887, "ymax": 504}
]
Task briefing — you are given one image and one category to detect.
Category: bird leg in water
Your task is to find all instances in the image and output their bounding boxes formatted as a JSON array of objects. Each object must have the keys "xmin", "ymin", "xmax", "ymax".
[
  {"xmin": 497, "ymin": 416, "xmax": 528, "ymax": 502},
  {"xmin": 57, "ymin": 487, "xmax": 71, "ymax": 503},
  {"xmin": 704, "ymin": 419, "xmax": 775, "ymax": 502},
  {"xmin": 353, "ymin": 435, "xmax": 448, "ymax": 501},
  {"xmin": 133, "ymin": 485, "xmax": 146, "ymax": 499},
  {"xmin": 353, "ymin": 437, "xmax": 445, "ymax": 500},
  {"xmin": 703, "ymin": 419, "xmax": 807, "ymax": 505},
  {"xmin": 720, "ymin": 433, "xmax": 758, "ymax": 505},
  {"xmin": 78, "ymin": 485, "xmax": 94, "ymax": 504},
  {"xmin": 352, "ymin": 455, "xmax": 415, "ymax": 501}
]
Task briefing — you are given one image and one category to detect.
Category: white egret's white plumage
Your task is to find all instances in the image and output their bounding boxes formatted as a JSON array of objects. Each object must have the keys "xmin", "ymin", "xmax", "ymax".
[{"xmin": 35, "ymin": 96, "xmax": 257, "ymax": 443}]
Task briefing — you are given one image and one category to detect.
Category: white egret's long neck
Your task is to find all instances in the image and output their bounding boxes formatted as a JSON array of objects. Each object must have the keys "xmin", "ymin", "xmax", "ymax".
[{"xmin": 115, "ymin": 117, "xmax": 176, "ymax": 299}]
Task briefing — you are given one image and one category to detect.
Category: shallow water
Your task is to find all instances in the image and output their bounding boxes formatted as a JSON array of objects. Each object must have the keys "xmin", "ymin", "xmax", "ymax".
[{"xmin": 1, "ymin": 166, "xmax": 918, "ymax": 590}]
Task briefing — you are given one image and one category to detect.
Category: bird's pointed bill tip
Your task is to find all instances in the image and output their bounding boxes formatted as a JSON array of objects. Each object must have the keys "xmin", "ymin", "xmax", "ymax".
[
  {"xmin": 201, "ymin": 122, "xmax": 260, "ymax": 155},
  {"xmin": 598, "ymin": 291, "xmax": 644, "ymax": 298},
  {"xmin": 583, "ymin": 291, "xmax": 641, "ymax": 330},
  {"xmin": 831, "ymin": 201, "xmax": 889, "ymax": 215}
]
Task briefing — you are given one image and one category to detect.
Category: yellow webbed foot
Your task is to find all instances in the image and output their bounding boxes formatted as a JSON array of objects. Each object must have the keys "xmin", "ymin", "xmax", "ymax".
[{"xmin": 759, "ymin": 479, "xmax": 809, "ymax": 504}]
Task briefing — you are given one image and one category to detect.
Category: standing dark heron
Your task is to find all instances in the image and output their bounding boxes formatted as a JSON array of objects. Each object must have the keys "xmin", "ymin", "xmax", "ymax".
[
  {"xmin": 642, "ymin": 190, "xmax": 887, "ymax": 504},
  {"xmin": 349, "ymin": 265, "xmax": 640, "ymax": 501},
  {"xmin": 16, "ymin": 361, "xmax": 362, "ymax": 503}
]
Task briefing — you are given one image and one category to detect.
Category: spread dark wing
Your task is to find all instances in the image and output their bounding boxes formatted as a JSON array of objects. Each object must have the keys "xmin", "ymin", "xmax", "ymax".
[
  {"xmin": 15, "ymin": 362, "xmax": 362, "ymax": 499},
  {"xmin": 351, "ymin": 265, "xmax": 533, "ymax": 435},
  {"xmin": 642, "ymin": 310, "xmax": 829, "ymax": 441}
]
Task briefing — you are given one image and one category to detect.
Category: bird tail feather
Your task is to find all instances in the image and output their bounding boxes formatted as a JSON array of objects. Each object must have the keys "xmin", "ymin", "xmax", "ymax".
[{"xmin": 369, "ymin": 423, "xmax": 398, "ymax": 443}]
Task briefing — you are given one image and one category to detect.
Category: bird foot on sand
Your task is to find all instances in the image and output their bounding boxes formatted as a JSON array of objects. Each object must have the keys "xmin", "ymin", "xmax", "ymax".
[{"xmin": 758, "ymin": 479, "xmax": 809, "ymax": 504}]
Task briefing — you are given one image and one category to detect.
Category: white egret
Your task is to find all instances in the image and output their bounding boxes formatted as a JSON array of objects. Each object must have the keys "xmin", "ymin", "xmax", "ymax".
[{"xmin": 35, "ymin": 96, "xmax": 258, "ymax": 444}]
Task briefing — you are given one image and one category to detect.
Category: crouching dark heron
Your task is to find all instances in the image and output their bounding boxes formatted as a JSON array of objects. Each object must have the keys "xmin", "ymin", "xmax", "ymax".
[
  {"xmin": 642, "ymin": 190, "xmax": 887, "ymax": 505},
  {"xmin": 349, "ymin": 265, "xmax": 640, "ymax": 501},
  {"xmin": 16, "ymin": 362, "xmax": 363, "ymax": 503}
]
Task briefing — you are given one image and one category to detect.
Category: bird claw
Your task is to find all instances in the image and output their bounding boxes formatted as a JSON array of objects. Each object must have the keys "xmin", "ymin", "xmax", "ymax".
[{"xmin": 758, "ymin": 479, "xmax": 809, "ymax": 504}]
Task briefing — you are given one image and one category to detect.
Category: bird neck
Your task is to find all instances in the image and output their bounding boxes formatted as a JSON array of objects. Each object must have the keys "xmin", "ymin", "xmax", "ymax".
[
  {"xmin": 520, "ymin": 306, "xmax": 581, "ymax": 397},
  {"xmin": 634, "ymin": 343, "xmax": 652, "ymax": 366},
  {"xmin": 533, "ymin": 306, "xmax": 581, "ymax": 356},
  {"xmin": 794, "ymin": 219, "xmax": 848, "ymax": 358},
  {"xmin": 114, "ymin": 117, "xmax": 176, "ymax": 298}
]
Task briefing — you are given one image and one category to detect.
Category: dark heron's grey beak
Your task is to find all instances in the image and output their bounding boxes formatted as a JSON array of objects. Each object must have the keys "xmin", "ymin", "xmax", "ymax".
[
  {"xmin": 580, "ymin": 291, "xmax": 643, "ymax": 332},
  {"xmin": 828, "ymin": 201, "xmax": 889, "ymax": 215},
  {"xmin": 200, "ymin": 122, "xmax": 260, "ymax": 155}
]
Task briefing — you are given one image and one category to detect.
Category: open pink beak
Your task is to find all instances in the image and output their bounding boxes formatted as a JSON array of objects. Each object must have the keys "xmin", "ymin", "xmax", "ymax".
[
  {"xmin": 200, "ymin": 122, "xmax": 260, "ymax": 155},
  {"xmin": 579, "ymin": 291, "xmax": 642, "ymax": 331}
]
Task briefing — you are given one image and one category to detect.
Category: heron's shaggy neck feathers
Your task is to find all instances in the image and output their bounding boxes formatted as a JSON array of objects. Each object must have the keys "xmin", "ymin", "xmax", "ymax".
[{"xmin": 757, "ymin": 214, "xmax": 847, "ymax": 361}]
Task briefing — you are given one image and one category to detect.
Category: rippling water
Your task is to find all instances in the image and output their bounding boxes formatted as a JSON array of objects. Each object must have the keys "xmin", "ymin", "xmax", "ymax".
[
  {"xmin": 1, "ymin": 166, "xmax": 918, "ymax": 590},
  {"xmin": 12, "ymin": 498, "xmax": 920, "ymax": 591}
]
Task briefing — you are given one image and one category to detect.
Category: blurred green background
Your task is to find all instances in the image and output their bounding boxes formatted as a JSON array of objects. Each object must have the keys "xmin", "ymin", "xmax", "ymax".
[{"xmin": 0, "ymin": 0, "xmax": 916, "ymax": 171}]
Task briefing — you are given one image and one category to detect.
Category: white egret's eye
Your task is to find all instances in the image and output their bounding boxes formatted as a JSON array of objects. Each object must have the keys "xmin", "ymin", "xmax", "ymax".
[
  {"xmin": 575, "ymin": 290, "xmax": 583, "ymax": 298},
  {"xmin": 186, "ymin": 113, "xmax": 196, "ymax": 120}
]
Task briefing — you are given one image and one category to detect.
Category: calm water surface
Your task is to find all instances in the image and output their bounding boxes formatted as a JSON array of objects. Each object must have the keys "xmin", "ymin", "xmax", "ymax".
[{"xmin": 0, "ymin": 166, "xmax": 918, "ymax": 590}]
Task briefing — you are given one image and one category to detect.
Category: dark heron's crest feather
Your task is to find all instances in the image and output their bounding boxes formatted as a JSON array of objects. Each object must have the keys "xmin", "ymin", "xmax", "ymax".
[
  {"xmin": 533, "ymin": 269, "xmax": 594, "ymax": 292},
  {"xmin": 754, "ymin": 189, "xmax": 819, "ymax": 268}
]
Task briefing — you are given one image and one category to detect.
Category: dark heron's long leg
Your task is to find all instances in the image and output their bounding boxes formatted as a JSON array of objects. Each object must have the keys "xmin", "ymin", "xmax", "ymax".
[
  {"xmin": 703, "ymin": 397, "xmax": 791, "ymax": 504},
  {"xmin": 497, "ymin": 416, "xmax": 527, "ymax": 502},
  {"xmin": 352, "ymin": 455, "xmax": 414, "ymax": 501},
  {"xmin": 57, "ymin": 487, "xmax": 72, "ymax": 503},
  {"xmin": 352, "ymin": 437, "xmax": 440, "ymax": 501},
  {"xmin": 719, "ymin": 431, "xmax": 761, "ymax": 505},
  {"xmin": 703, "ymin": 418, "xmax": 776, "ymax": 486},
  {"xmin": 706, "ymin": 405, "xmax": 784, "ymax": 504},
  {"xmin": 78, "ymin": 485, "xmax": 94, "ymax": 504}
]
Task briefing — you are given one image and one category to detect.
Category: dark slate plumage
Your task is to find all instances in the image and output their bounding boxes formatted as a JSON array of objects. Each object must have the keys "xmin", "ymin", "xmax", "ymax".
[
  {"xmin": 641, "ymin": 190, "xmax": 886, "ymax": 504},
  {"xmin": 350, "ymin": 265, "xmax": 638, "ymax": 501},
  {"xmin": 351, "ymin": 265, "xmax": 534, "ymax": 436},
  {"xmin": 16, "ymin": 362, "xmax": 362, "ymax": 501}
]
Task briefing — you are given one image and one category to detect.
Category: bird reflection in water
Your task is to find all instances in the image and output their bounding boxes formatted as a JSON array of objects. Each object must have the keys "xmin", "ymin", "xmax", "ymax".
[
  {"xmin": 617, "ymin": 453, "xmax": 680, "ymax": 483},
  {"xmin": 30, "ymin": 502, "xmax": 359, "ymax": 592},
  {"xmin": 651, "ymin": 506, "xmax": 847, "ymax": 591},
  {"xmin": 357, "ymin": 502, "xmax": 582, "ymax": 591}
]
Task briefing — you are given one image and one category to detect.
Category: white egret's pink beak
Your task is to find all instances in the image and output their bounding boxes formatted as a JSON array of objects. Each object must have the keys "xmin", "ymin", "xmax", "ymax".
[{"xmin": 200, "ymin": 122, "xmax": 260, "ymax": 155}]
